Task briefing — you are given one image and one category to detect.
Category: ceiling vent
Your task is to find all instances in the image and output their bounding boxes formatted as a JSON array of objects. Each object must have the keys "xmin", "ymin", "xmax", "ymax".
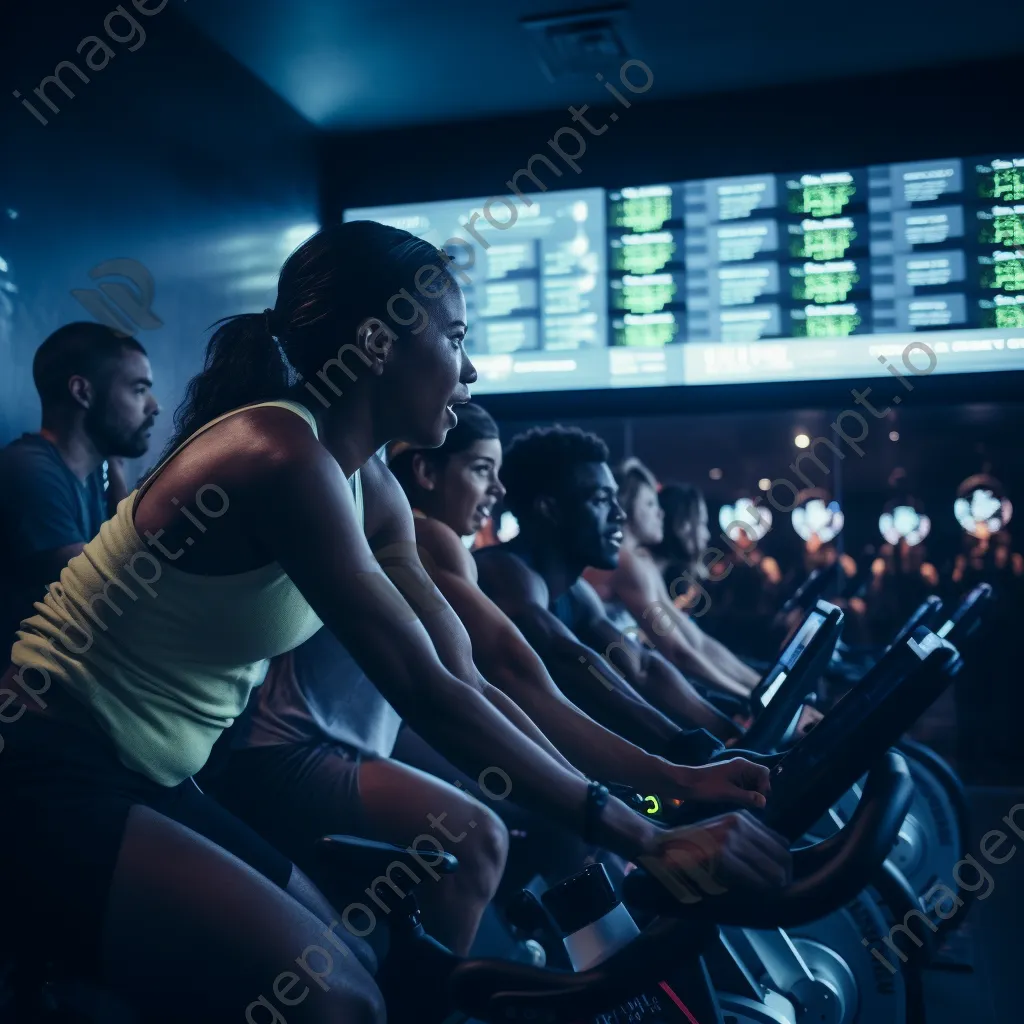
[{"xmin": 521, "ymin": 5, "xmax": 638, "ymax": 82}]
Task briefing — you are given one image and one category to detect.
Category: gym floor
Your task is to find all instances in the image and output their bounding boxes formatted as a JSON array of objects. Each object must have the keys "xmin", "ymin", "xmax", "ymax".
[{"xmin": 923, "ymin": 787, "xmax": 1024, "ymax": 1024}]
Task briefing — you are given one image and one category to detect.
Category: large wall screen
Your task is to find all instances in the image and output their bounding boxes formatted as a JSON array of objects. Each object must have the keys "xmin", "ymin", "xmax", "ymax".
[{"xmin": 343, "ymin": 153, "xmax": 1024, "ymax": 394}]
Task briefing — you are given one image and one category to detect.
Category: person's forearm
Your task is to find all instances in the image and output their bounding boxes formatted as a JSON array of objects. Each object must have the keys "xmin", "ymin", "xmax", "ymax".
[
  {"xmin": 672, "ymin": 610, "xmax": 757, "ymax": 693},
  {"xmin": 704, "ymin": 635, "xmax": 761, "ymax": 689},
  {"xmin": 640, "ymin": 655, "xmax": 742, "ymax": 742},
  {"xmin": 489, "ymin": 649, "xmax": 681, "ymax": 792},
  {"xmin": 326, "ymin": 576, "xmax": 655, "ymax": 858},
  {"xmin": 658, "ymin": 631, "xmax": 753, "ymax": 699},
  {"xmin": 479, "ymin": 677, "xmax": 584, "ymax": 778},
  {"xmin": 550, "ymin": 647, "xmax": 685, "ymax": 752},
  {"xmin": 408, "ymin": 676, "xmax": 654, "ymax": 859}
]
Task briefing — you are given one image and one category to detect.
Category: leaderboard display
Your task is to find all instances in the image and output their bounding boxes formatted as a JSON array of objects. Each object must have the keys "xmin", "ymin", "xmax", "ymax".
[
  {"xmin": 868, "ymin": 158, "xmax": 1024, "ymax": 334},
  {"xmin": 343, "ymin": 154, "xmax": 1024, "ymax": 394}
]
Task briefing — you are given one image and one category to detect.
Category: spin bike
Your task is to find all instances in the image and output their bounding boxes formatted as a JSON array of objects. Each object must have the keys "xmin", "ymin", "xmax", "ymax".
[{"xmin": 325, "ymin": 621, "xmax": 962, "ymax": 1024}]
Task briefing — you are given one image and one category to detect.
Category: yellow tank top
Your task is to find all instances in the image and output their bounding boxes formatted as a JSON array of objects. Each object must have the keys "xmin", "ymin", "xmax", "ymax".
[{"xmin": 10, "ymin": 399, "xmax": 363, "ymax": 786}]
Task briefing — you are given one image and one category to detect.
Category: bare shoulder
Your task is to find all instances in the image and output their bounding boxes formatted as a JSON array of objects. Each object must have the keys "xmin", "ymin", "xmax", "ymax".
[
  {"xmin": 139, "ymin": 403, "xmax": 330, "ymax": 520},
  {"xmin": 359, "ymin": 454, "xmax": 425, "ymax": 551},
  {"xmin": 474, "ymin": 544, "xmax": 548, "ymax": 604},
  {"xmin": 616, "ymin": 544, "xmax": 665, "ymax": 593},
  {"xmin": 582, "ymin": 565, "xmax": 615, "ymax": 600},
  {"xmin": 568, "ymin": 576, "xmax": 608, "ymax": 618},
  {"xmin": 414, "ymin": 515, "xmax": 477, "ymax": 579},
  {"xmin": 232, "ymin": 403, "xmax": 324, "ymax": 460},
  {"xmin": 360, "ymin": 452, "xmax": 406, "ymax": 512}
]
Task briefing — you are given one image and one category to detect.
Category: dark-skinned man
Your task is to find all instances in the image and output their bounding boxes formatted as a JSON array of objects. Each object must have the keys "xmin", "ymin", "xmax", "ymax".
[{"xmin": 474, "ymin": 425, "xmax": 747, "ymax": 766}]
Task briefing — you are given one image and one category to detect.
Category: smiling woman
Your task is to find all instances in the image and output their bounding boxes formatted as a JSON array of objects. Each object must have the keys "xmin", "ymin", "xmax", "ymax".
[
  {"xmin": 387, "ymin": 403, "xmax": 503, "ymax": 537},
  {"xmin": 12, "ymin": 0, "xmax": 174, "ymax": 127}
]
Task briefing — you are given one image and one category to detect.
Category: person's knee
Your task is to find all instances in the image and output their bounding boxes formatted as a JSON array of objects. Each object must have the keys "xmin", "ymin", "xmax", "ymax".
[
  {"xmin": 458, "ymin": 804, "xmax": 508, "ymax": 901},
  {"xmin": 331, "ymin": 983, "xmax": 385, "ymax": 1024},
  {"xmin": 282, "ymin": 944, "xmax": 384, "ymax": 1024}
]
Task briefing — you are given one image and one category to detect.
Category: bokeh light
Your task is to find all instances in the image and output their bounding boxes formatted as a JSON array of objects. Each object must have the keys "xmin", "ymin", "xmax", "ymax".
[
  {"xmin": 792, "ymin": 497, "xmax": 844, "ymax": 544},
  {"xmin": 879, "ymin": 503, "xmax": 931, "ymax": 546},
  {"xmin": 719, "ymin": 498, "xmax": 773, "ymax": 543}
]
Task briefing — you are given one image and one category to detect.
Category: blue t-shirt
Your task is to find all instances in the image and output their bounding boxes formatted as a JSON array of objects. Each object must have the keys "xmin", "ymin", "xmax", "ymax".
[{"xmin": 0, "ymin": 434, "xmax": 107, "ymax": 654}]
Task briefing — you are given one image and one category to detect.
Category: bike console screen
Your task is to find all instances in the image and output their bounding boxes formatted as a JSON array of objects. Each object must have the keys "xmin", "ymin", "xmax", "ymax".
[
  {"xmin": 764, "ymin": 629, "xmax": 955, "ymax": 836},
  {"xmin": 759, "ymin": 609, "xmax": 827, "ymax": 708},
  {"xmin": 935, "ymin": 583, "xmax": 992, "ymax": 640}
]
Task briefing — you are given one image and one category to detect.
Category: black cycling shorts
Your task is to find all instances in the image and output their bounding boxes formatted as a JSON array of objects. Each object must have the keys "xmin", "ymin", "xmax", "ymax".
[{"xmin": 0, "ymin": 700, "xmax": 292, "ymax": 974}]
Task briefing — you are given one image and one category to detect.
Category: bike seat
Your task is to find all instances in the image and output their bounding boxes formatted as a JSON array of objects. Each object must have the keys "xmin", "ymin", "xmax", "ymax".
[{"xmin": 316, "ymin": 834, "xmax": 460, "ymax": 881}]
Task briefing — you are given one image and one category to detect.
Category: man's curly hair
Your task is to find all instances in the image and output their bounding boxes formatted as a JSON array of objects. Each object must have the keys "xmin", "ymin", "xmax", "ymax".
[{"xmin": 501, "ymin": 425, "xmax": 610, "ymax": 521}]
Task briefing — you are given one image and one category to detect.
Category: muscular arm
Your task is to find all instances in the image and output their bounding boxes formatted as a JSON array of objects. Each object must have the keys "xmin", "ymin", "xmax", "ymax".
[
  {"xmin": 363, "ymin": 461, "xmax": 578, "ymax": 775},
  {"xmin": 614, "ymin": 549, "xmax": 755, "ymax": 697},
  {"xmin": 682, "ymin": 617, "xmax": 761, "ymax": 691},
  {"xmin": 416, "ymin": 519, "xmax": 690, "ymax": 793},
  {"xmin": 478, "ymin": 677, "xmax": 582, "ymax": 776},
  {"xmin": 250, "ymin": 437, "xmax": 661, "ymax": 857},
  {"xmin": 475, "ymin": 548, "xmax": 693, "ymax": 754},
  {"xmin": 571, "ymin": 579, "xmax": 742, "ymax": 742}
]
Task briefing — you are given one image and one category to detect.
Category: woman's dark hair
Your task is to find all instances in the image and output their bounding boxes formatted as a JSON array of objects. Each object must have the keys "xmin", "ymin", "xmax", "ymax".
[
  {"xmin": 651, "ymin": 482, "xmax": 705, "ymax": 567},
  {"xmin": 388, "ymin": 401, "xmax": 499, "ymax": 498},
  {"xmin": 164, "ymin": 221, "xmax": 456, "ymax": 456},
  {"xmin": 614, "ymin": 457, "xmax": 659, "ymax": 523}
]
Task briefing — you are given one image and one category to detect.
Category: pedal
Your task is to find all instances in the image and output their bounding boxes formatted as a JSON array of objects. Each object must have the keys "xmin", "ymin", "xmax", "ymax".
[
  {"xmin": 502, "ymin": 881, "xmax": 566, "ymax": 969},
  {"xmin": 516, "ymin": 939, "xmax": 547, "ymax": 967},
  {"xmin": 505, "ymin": 887, "xmax": 552, "ymax": 936}
]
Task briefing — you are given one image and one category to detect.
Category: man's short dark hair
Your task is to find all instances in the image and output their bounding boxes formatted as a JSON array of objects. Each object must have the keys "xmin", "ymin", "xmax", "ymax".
[
  {"xmin": 33, "ymin": 322, "xmax": 146, "ymax": 409},
  {"xmin": 501, "ymin": 425, "xmax": 609, "ymax": 521}
]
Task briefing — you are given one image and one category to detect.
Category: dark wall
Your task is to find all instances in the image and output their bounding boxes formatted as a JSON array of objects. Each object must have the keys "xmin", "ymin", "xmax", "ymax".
[
  {"xmin": 322, "ymin": 54, "xmax": 1019, "ymax": 222},
  {"xmin": 1, "ymin": 0, "xmax": 320, "ymax": 478}
]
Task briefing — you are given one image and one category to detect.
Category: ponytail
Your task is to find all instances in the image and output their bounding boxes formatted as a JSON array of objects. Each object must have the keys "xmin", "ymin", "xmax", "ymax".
[
  {"xmin": 163, "ymin": 313, "xmax": 290, "ymax": 457},
  {"xmin": 162, "ymin": 220, "xmax": 457, "ymax": 464}
]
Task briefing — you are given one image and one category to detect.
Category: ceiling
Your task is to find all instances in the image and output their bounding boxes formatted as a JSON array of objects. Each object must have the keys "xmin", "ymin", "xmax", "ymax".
[{"xmin": 183, "ymin": 0, "xmax": 1024, "ymax": 132}]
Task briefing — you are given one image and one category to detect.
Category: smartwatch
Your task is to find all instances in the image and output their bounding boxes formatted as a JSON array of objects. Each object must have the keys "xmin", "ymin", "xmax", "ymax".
[{"xmin": 583, "ymin": 781, "xmax": 610, "ymax": 844}]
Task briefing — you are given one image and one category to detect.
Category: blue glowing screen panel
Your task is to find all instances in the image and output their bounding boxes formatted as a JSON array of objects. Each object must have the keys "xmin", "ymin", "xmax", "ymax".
[
  {"xmin": 343, "ymin": 154, "xmax": 1024, "ymax": 393},
  {"xmin": 344, "ymin": 189, "xmax": 606, "ymax": 392}
]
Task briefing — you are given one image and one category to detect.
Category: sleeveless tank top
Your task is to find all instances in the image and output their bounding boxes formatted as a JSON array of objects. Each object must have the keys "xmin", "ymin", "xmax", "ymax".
[
  {"xmin": 603, "ymin": 596, "xmax": 640, "ymax": 635},
  {"xmin": 10, "ymin": 399, "xmax": 362, "ymax": 786},
  {"xmin": 236, "ymin": 447, "xmax": 401, "ymax": 759}
]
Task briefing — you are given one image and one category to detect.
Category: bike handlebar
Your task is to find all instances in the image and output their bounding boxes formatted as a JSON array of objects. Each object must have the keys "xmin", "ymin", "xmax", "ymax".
[{"xmin": 447, "ymin": 752, "xmax": 913, "ymax": 1023}]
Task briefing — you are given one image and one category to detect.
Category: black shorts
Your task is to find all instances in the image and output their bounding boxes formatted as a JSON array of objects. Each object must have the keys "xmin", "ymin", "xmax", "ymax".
[
  {"xmin": 205, "ymin": 737, "xmax": 373, "ymax": 873},
  {"xmin": 0, "ymin": 704, "xmax": 293, "ymax": 974}
]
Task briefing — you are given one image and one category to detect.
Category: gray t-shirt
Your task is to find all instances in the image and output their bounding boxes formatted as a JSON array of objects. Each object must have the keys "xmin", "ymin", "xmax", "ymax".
[
  {"xmin": 235, "ymin": 456, "xmax": 401, "ymax": 759},
  {"xmin": 0, "ymin": 434, "xmax": 107, "ymax": 653},
  {"xmin": 240, "ymin": 625, "xmax": 402, "ymax": 758}
]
